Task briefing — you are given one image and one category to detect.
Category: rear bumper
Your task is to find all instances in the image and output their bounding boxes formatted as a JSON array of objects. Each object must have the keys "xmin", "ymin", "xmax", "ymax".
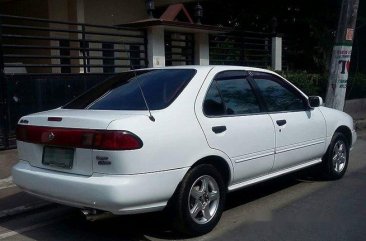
[{"xmin": 12, "ymin": 161, "xmax": 188, "ymax": 214}]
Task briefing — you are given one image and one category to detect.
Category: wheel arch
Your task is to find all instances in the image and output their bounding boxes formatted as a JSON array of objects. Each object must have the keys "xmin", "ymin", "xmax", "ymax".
[
  {"xmin": 191, "ymin": 155, "xmax": 232, "ymax": 187},
  {"xmin": 335, "ymin": 125, "xmax": 352, "ymax": 146}
]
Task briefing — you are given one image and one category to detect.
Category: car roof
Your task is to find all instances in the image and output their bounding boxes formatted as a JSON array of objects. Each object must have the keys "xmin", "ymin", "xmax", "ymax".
[
  {"xmin": 137, "ymin": 65, "xmax": 277, "ymax": 74},
  {"xmin": 131, "ymin": 65, "xmax": 308, "ymax": 99}
]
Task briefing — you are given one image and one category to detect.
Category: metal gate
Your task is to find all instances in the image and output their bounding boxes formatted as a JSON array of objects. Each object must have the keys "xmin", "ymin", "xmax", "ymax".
[
  {"xmin": 0, "ymin": 14, "xmax": 148, "ymax": 149},
  {"xmin": 165, "ymin": 31, "xmax": 194, "ymax": 66},
  {"xmin": 209, "ymin": 31, "xmax": 271, "ymax": 68}
]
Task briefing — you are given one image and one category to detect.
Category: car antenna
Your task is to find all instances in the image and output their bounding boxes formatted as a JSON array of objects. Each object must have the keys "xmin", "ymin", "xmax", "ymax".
[{"xmin": 130, "ymin": 65, "xmax": 155, "ymax": 122}]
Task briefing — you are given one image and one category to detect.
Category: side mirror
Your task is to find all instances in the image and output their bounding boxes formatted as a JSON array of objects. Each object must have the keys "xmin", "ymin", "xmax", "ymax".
[{"xmin": 308, "ymin": 96, "xmax": 323, "ymax": 108}]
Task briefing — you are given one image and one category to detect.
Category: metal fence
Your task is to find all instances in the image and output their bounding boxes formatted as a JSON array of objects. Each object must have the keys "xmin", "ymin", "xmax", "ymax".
[
  {"xmin": 209, "ymin": 31, "xmax": 272, "ymax": 68},
  {"xmin": 282, "ymin": 35, "xmax": 300, "ymax": 71},
  {"xmin": 0, "ymin": 14, "xmax": 148, "ymax": 74},
  {"xmin": 0, "ymin": 14, "xmax": 148, "ymax": 149},
  {"xmin": 165, "ymin": 31, "xmax": 194, "ymax": 66}
]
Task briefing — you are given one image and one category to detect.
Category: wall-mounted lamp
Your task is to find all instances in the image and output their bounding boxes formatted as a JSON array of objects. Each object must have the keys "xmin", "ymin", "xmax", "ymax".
[
  {"xmin": 194, "ymin": 2, "xmax": 203, "ymax": 24},
  {"xmin": 271, "ymin": 17, "xmax": 278, "ymax": 35},
  {"xmin": 145, "ymin": 0, "xmax": 155, "ymax": 19}
]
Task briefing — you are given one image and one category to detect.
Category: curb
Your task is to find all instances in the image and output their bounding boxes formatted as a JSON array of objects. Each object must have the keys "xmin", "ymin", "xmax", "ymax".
[
  {"xmin": 0, "ymin": 176, "xmax": 53, "ymax": 219},
  {"xmin": 355, "ymin": 119, "xmax": 366, "ymax": 131},
  {"xmin": 0, "ymin": 202, "xmax": 53, "ymax": 219},
  {"xmin": 0, "ymin": 177, "xmax": 15, "ymax": 190}
]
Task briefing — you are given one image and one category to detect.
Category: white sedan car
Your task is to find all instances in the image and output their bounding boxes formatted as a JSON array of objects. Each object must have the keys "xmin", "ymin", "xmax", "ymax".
[{"xmin": 13, "ymin": 66, "xmax": 356, "ymax": 235}]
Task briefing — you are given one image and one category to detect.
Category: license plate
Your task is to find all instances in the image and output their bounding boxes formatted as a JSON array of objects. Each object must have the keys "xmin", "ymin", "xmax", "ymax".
[{"xmin": 42, "ymin": 146, "xmax": 74, "ymax": 169}]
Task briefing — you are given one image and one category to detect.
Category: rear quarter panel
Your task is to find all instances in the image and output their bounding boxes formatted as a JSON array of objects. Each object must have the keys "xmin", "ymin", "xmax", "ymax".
[{"xmin": 93, "ymin": 68, "xmax": 234, "ymax": 177}]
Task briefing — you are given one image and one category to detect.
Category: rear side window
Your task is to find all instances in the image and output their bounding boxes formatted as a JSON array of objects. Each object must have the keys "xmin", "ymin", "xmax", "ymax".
[
  {"xmin": 63, "ymin": 69, "xmax": 196, "ymax": 110},
  {"xmin": 203, "ymin": 82, "xmax": 226, "ymax": 116},
  {"xmin": 203, "ymin": 71, "xmax": 261, "ymax": 116},
  {"xmin": 252, "ymin": 72, "xmax": 306, "ymax": 112}
]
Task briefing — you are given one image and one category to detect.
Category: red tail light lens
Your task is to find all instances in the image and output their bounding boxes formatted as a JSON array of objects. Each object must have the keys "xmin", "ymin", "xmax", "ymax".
[
  {"xmin": 16, "ymin": 125, "xmax": 143, "ymax": 150},
  {"xmin": 16, "ymin": 125, "xmax": 28, "ymax": 142},
  {"xmin": 93, "ymin": 131, "xmax": 143, "ymax": 150}
]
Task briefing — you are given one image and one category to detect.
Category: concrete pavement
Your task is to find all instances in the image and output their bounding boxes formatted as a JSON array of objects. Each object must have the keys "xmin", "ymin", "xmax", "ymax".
[
  {"xmin": 0, "ymin": 151, "xmax": 50, "ymax": 219},
  {"xmin": 0, "ymin": 150, "xmax": 17, "ymax": 179}
]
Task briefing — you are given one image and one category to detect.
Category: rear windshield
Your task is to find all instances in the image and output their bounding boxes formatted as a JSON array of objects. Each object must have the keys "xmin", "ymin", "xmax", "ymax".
[{"xmin": 63, "ymin": 69, "xmax": 196, "ymax": 110}]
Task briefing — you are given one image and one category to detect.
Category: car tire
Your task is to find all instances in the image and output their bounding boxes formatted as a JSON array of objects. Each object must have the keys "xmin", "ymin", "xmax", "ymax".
[
  {"xmin": 321, "ymin": 132, "xmax": 349, "ymax": 180},
  {"xmin": 170, "ymin": 164, "xmax": 226, "ymax": 236}
]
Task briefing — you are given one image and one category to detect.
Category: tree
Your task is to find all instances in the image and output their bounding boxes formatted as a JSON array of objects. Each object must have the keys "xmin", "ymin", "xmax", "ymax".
[{"xmin": 198, "ymin": 0, "xmax": 341, "ymax": 72}]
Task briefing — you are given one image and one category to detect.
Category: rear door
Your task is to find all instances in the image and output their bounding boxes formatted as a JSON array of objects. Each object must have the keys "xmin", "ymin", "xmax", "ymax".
[
  {"xmin": 250, "ymin": 71, "xmax": 326, "ymax": 171},
  {"xmin": 195, "ymin": 69, "xmax": 275, "ymax": 183}
]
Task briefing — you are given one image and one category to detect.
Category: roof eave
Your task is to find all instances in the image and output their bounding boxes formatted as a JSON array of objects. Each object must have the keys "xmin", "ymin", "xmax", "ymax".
[{"xmin": 118, "ymin": 19, "xmax": 232, "ymax": 33}]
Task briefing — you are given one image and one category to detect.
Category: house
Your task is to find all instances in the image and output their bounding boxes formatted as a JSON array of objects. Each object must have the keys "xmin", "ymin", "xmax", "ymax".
[{"xmin": 0, "ymin": 0, "xmax": 282, "ymax": 148}]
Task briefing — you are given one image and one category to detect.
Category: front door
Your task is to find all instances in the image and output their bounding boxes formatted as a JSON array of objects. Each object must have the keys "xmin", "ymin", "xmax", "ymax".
[{"xmin": 251, "ymin": 71, "xmax": 326, "ymax": 171}]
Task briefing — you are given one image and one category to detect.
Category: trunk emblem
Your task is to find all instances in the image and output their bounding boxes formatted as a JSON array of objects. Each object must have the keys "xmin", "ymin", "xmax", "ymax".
[
  {"xmin": 96, "ymin": 156, "xmax": 109, "ymax": 161},
  {"xmin": 48, "ymin": 132, "xmax": 55, "ymax": 141},
  {"xmin": 19, "ymin": 119, "xmax": 29, "ymax": 124},
  {"xmin": 98, "ymin": 160, "xmax": 111, "ymax": 165}
]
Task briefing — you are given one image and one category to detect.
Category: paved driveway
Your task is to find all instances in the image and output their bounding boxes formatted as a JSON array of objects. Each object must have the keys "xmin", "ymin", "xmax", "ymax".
[{"xmin": 0, "ymin": 131, "xmax": 365, "ymax": 241}]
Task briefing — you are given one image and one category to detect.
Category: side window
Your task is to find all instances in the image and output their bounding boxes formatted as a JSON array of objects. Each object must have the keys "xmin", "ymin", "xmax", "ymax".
[
  {"xmin": 203, "ymin": 82, "xmax": 226, "ymax": 116},
  {"xmin": 203, "ymin": 71, "xmax": 261, "ymax": 116},
  {"xmin": 253, "ymin": 72, "xmax": 306, "ymax": 112}
]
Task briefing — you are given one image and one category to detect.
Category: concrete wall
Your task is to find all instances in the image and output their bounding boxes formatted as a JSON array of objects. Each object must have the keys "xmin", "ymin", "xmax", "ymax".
[
  {"xmin": 1, "ymin": 0, "xmax": 209, "ymax": 73},
  {"xmin": 0, "ymin": 0, "xmax": 49, "ymax": 18},
  {"xmin": 1, "ymin": 0, "xmax": 148, "ymax": 24},
  {"xmin": 0, "ymin": 0, "xmax": 52, "ymax": 73},
  {"xmin": 84, "ymin": 0, "xmax": 147, "ymax": 25},
  {"xmin": 344, "ymin": 98, "xmax": 366, "ymax": 120},
  {"xmin": 0, "ymin": 0, "xmax": 195, "ymax": 24},
  {"xmin": 47, "ymin": 0, "xmax": 148, "ymax": 73}
]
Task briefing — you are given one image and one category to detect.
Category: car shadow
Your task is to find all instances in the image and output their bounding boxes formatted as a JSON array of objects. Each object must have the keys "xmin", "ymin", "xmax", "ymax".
[
  {"xmin": 225, "ymin": 165, "xmax": 327, "ymax": 211},
  {"xmin": 0, "ymin": 167, "xmax": 326, "ymax": 241}
]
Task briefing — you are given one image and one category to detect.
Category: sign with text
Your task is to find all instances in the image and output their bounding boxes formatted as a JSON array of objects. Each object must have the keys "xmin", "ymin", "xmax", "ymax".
[
  {"xmin": 330, "ymin": 45, "xmax": 352, "ymax": 89},
  {"xmin": 346, "ymin": 28, "xmax": 354, "ymax": 41}
]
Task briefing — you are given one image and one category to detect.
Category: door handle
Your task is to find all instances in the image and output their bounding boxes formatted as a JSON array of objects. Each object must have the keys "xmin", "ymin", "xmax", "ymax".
[
  {"xmin": 276, "ymin": 119, "xmax": 287, "ymax": 126},
  {"xmin": 212, "ymin": 126, "xmax": 227, "ymax": 134}
]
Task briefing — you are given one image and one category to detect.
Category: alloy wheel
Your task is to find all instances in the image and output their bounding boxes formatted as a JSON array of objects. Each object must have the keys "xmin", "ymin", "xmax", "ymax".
[
  {"xmin": 332, "ymin": 139, "xmax": 347, "ymax": 173},
  {"xmin": 188, "ymin": 175, "xmax": 220, "ymax": 224}
]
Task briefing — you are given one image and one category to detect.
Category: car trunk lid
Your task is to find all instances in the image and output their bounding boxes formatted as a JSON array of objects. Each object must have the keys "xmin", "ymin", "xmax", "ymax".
[{"xmin": 17, "ymin": 109, "xmax": 146, "ymax": 176}]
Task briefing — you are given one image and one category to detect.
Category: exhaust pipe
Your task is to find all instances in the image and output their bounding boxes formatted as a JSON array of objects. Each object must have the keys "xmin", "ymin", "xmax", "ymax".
[{"xmin": 81, "ymin": 209, "xmax": 113, "ymax": 221}]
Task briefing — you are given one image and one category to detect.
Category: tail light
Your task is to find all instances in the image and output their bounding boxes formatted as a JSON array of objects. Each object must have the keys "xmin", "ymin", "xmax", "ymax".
[
  {"xmin": 16, "ymin": 125, "xmax": 143, "ymax": 150},
  {"xmin": 92, "ymin": 131, "xmax": 143, "ymax": 150}
]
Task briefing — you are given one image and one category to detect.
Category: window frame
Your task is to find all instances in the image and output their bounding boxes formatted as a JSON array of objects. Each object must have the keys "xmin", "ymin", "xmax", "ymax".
[
  {"xmin": 249, "ymin": 71, "xmax": 310, "ymax": 113},
  {"xmin": 202, "ymin": 70, "xmax": 265, "ymax": 118}
]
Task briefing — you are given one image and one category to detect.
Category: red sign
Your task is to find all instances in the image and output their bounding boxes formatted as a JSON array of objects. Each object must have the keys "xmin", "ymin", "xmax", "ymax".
[{"xmin": 346, "ymin": 28, "xmax": 354, "ymax": 41}]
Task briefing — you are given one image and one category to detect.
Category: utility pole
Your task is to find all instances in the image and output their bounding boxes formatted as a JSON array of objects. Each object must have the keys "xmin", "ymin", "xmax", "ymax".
[{"xmin": 325, "ymin": 0, "xmax": 359, "ymax": 110}]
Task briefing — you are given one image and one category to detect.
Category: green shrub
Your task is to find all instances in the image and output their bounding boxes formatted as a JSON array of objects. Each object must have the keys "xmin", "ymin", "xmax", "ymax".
[
  {"xmin": 266, "ymin": 70, "xmax": 366, "ymax": 100},
  {"xmin": 347, "ymin": 73, "xmax": 366, "ymax": 100},
  {"xmin": 275, "ymin": 70, "xmax": 326, "ymax": 97}
]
